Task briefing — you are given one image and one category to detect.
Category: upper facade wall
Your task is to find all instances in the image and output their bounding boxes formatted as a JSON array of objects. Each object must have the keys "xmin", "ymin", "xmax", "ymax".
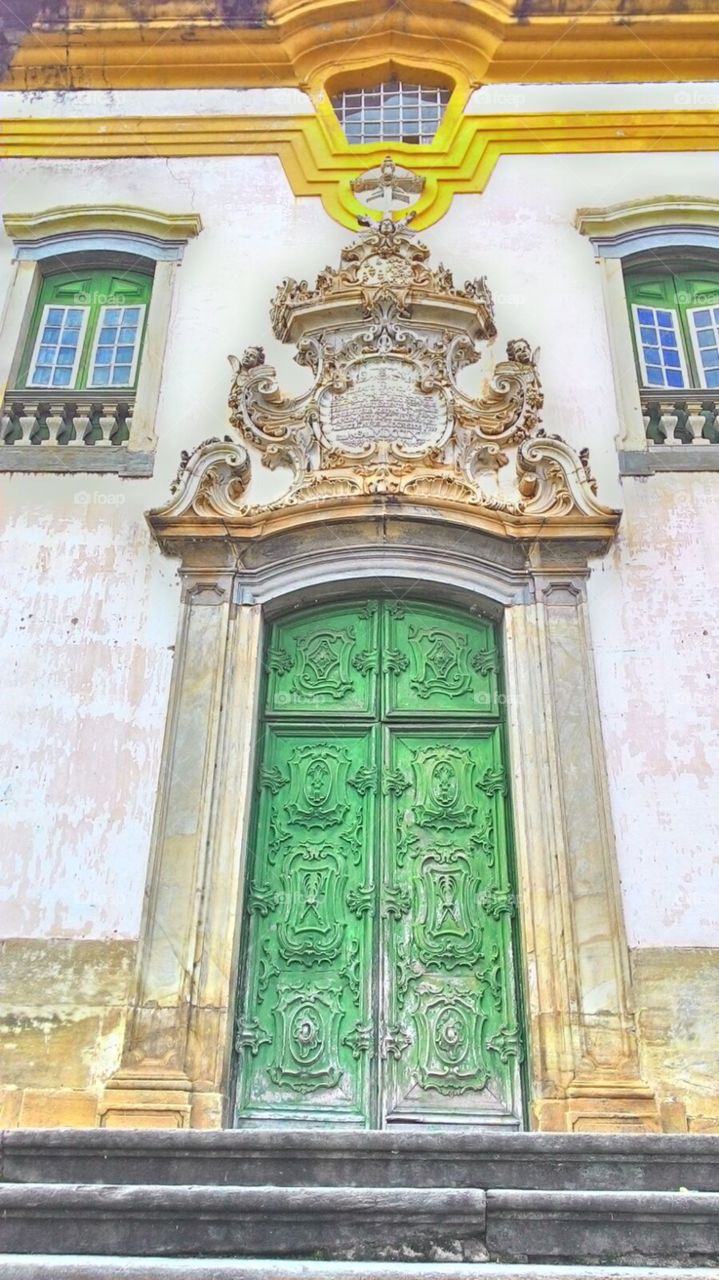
[{"xmin": 0, "ymin": 82, "xmax": 718, "ymax": 948}]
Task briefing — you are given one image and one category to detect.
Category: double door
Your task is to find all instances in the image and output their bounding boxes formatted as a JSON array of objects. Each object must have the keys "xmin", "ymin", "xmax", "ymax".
[{"xmin": 233, "ymin": 599, "xmax": 523, "ymax": 1128}]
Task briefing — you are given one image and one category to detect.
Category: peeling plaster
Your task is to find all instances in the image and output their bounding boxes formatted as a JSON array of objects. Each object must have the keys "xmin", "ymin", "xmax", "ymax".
[{"xmin": 0, "ymin": 147, "xmax": 718, "ymax": 950}]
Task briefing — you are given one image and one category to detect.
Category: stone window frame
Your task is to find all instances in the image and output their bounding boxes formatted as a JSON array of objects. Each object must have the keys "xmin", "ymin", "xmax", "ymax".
[
  {"xmin": 0, "ymin": 206, "xmax": 202, "ymax": 475},
  {"xmin": 576, "ymin": 197, "xmax": 719, "ymax": 477}
]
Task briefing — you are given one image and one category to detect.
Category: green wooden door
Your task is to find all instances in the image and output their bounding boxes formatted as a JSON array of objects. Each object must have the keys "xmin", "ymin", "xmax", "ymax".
[{"xmin": 233, "ymin": 600, "xmax": 524, "ymax": 1129}]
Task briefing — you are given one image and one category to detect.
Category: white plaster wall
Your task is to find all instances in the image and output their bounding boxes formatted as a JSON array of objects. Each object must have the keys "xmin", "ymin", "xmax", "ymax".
[
  {"xmin": 0, "ymin": 127, "xmax": 718, "ymax": 945},
  {"xmin": 587, "ymin": 477, "xmax": 719, "ymax": 949}
]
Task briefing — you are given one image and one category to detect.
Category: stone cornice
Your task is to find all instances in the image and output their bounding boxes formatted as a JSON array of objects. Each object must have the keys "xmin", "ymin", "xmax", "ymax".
[
  {"xmin": 576, "ymin": 196, "xmax": 719, "ymax": 244},
  {"xmin": 3, "ymin": 205, "xmax": 203, "ymax": 247},
  {"xmin": 2, "ymin": 1, "xmax": 718, "ymax": 91}
]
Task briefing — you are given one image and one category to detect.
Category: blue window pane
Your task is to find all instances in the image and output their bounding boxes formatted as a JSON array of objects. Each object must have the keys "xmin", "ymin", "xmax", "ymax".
[
  {"xmin": 32, "ymin": 367, "xmax": 51, "ymax": 385},
  {"xmin": 94, "ymin": 348, "xmax": 112, "ymax": 365},
  {"xmin": 36, "ymin": 347, "xmax": 54, "ymax": 365},
  {"xmin": 105, "ymin": 308, "xmax": 122, "ymax": 325},
  {"xmin": 706, "ymin": 368, "xmax": 719, "ymax": 388},
  {"xmin": 693, "ymin": 309, "xmax": 711, "ymax": 326},
  {"xmin": 65, "ymin": 309, "xmax": 84, "ymax": 328},
  {"xmin": 47, "ymin": 307, "xmax": 64, "ymax": 324},
  {"xmin": 119, "ymin": 326, "xmax": 137, "ymax": 343},
  {"xmin": 644, "ymin": 346, "xmax": 662, "ymax": 366},
  {"xmin": 639, "ymin": 326, "xmax": 658, "ymax": 345},
  {"xmin": 664, "ymin": 349, "xmax": 681, "ymax": 369},
  {"xmin": 56, "ymin": 347, "xmax": 75, "ymax": 366},
  {"xmin": 646, "ymin": 366, "xmax": 664, "ymax": 385},
  {"xmin": 698, "ymin": 329, "xmax": 716, "ymax": 348},
  {"xmin": 637, "ymin": 308, "xmax": 655, "ymax": 324},
  {"xmin": 42, "ymin": 326, "xmax": 61, "ymax": 344},
  {"xmin": 116, "ymin": 346, "xmax": 134, "ymax": 362},
  {"xmin": 701, "ymin": 351, "xmax": 719, "ymax": 369},
  {"xmin": 99, "ymin": 327, "xmax": 118, "ymax": 345},
  {"xmin": 660, "ymin": 328, "xmax": 678, "ymax": 349},
  {"xmin": 93, "ymin": 367, "xmax": 110, "ymax": 386},
  {"xmin": 666, "ymin": 368, "xmax": 685, "ymax": 388},
  {"xmin": 656, "ymin": 310, "xmax": 674, "ymax": 325},
  {"xmin": 112, "ymin": 366, "xmax": 132, "ymax": 384},
  {"xmin": 52, "ymin": 368, "xmax": 72, "ymax": 386},
  {"xmin": 123, "ymin": 308, "xmax": 141, "ymax": 323}
]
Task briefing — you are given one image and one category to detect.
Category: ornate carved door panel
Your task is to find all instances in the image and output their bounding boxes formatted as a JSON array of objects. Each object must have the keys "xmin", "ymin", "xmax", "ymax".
[{"xmin": 233, "ymin": 600, "xmax": 523, "ymax": 1128}]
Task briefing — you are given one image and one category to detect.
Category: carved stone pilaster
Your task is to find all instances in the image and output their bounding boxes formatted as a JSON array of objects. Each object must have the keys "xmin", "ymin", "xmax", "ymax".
[{"xmin": 100, "ymin": 581, "xmax": 263, "ymax": 1129}]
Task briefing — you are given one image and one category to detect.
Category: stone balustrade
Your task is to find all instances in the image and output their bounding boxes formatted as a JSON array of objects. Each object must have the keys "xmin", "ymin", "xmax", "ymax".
[
  {"xmin": 642, "ymin": 391, "xmax": 719, "ymax": 445},
  {"xmin": 0, "ymin": 395, "xmax": 134, "ymax": 447}
]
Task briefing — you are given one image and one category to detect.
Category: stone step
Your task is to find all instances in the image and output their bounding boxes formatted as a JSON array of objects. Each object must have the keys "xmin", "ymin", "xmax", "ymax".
[
  {"xmin": 0, "ymin": 1260, "xmax": 714, "ymax": 1280},
  {"xmin": 0, "ymin": 1184, "xmax": 717, "ymax": 1266},
  {"xmin": 0, "ymin": 1184, "xmax": 488, "ymax": 1262},
  {"xmin": 3, "ymin": 1130, "xmax": 718, "ymax": 1191}
]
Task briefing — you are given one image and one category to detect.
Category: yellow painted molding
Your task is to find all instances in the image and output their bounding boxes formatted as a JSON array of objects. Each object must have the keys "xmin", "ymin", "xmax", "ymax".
[
  {"xmin": 3, "ymin": 0, "xmax": 719, "ymax": 90},
  {"xmin": 4, "ymin": 111, "xmax": 719, "ymax": 230},
  {"xmin": 576, "ymin": 196, "xmax": 719, "ymax": 241},
  {"xmin": 2, "ymin": 205, "xmax": 203, "ymax": 243}
]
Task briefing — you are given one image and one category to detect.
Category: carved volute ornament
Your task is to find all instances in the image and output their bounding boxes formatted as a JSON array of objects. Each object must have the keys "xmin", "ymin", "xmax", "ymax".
[{"xmin": 150, "ymin": 217, "xmax": 619, "ymax": 548}]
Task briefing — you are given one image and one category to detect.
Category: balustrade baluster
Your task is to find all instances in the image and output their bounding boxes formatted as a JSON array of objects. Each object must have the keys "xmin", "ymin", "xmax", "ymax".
[{"xmin": 17, "ymin": 404, "xmax": 39, "ymax": 445}]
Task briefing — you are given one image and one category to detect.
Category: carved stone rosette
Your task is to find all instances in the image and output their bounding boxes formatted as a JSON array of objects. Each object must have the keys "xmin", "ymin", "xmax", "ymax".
[{"xmin": 150, "ymin": 217, "xmax": 619, "ymax": 546}]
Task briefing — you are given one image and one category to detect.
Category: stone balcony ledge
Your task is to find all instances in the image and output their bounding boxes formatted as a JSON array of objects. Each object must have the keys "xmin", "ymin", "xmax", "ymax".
[
  {"xmin": 0, "ymin": 393, "xmax": 153, "ymax": 475},
  {"xmin": 641, "ymin": 389, "xmax": 719, "ymax": 446}
]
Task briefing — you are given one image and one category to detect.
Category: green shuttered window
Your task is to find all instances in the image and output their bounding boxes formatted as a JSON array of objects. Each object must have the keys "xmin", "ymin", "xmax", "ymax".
[
  {"xmin": 20, "ymin": 267, "xmax": 152, "ymax": 392},
  {"xmin": 626, "ymin": 269, "xmax": 719, "ymax": 391}
]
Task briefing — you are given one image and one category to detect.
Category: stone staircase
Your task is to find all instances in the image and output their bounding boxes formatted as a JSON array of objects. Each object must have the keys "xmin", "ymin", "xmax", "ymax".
[{"xmin": 0, "ymin": 1130, "xmax": 717, "ymax": 1277}]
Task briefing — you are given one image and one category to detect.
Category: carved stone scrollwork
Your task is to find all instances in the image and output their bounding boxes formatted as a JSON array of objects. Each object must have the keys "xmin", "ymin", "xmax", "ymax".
[{"xmin": 152, "ymin": 217, "xmax": 619, "ymax": 544}]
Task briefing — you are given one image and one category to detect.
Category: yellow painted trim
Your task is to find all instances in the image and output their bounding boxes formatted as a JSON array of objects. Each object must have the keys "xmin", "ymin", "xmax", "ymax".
[
  {"xmin": 3, "ymin": 1, "xmax": 719, "ymax": 91},
  {"xmin": 4, "ymin": 111, "xmax": 719, "ymax": 231},
  {"xmin": 2, "ymin": 205, "xmax": 203, "ymax": 243}
]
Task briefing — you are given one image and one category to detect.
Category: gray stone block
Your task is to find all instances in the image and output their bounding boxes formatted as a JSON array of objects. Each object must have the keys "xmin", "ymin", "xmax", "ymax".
[
  {"xmin": 0, "ymin": 1184, "xmax": 488, "ymax": 1261},
  {"xmin": 0, "ymin": 1260, "xmax": 715, "ymax": 1280},
  {"xmin": 486, "ymin": 1189, "xmax": 719, "ymax": 1266},
  {"xmin": 3, "ymin": 1130, "xmax": 718, "ymax": 1192}
]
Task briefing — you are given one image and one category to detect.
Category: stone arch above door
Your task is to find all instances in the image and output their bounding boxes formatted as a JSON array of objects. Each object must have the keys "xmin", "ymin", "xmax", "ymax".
[{"xmin": 100, "ymin": 218, "xmax": 659, "ymax": 1132}]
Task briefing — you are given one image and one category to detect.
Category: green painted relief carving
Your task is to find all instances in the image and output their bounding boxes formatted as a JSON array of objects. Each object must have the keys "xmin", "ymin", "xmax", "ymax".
[
  {"xmin": 383, "ymin": 601, "xmax": 500, "ymax": 717},
  {"xmin": 277, "ymin": 847, "xmax": 346, "ymax": 963},
  {"xmin": 234, "ymin": 601, "xmax": 522, "ymax": 1129},
  {"xmin": 265, "ymin": 602, "xmax": 379, "ymax": 717},
  {"xmin": 382, "ymin": 725, "xmax": 521, "ymax": 1123},
  {"xmin": 411, "ymin": 745, "xmax": 480, "ymax": 829},
  {"xmin": 268, "ymin": 981, "xmax": 345, "ymax": 1094}
]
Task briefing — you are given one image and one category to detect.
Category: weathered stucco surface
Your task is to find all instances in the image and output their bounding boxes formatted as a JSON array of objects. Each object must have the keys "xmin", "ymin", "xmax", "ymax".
[
  {"xmin": 3, "ymin": 139, "xmax": 717, "ymax": 942},
  {"xmin": 588, "ymin": 476, "xmax": 719, "ymax": 949},
  {"xmin": 0, "ymin": 102, "xmax": 717, "ymax": 1124},
  {"xmin": 0, "ymin": 938, "xmax": 135, "ymax": 1127},
  {"xmin": 632, "ymin": 948, "xmax": 719, "ymax": 1132}
]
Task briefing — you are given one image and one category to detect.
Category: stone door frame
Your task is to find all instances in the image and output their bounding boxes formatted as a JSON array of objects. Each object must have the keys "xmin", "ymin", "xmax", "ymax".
[{"xmin": 101, "ymin": 516, "xmax": 658, "ymax": 1132}]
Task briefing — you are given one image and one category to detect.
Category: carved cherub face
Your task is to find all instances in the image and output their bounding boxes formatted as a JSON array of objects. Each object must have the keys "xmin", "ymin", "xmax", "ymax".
[
  {"xmin": 507, "ymin": 339, "xmax": 532, "ymax": 365},
  {"xmin": 241, "ymin": 345, "xmax": 265, "ymax": 370}
]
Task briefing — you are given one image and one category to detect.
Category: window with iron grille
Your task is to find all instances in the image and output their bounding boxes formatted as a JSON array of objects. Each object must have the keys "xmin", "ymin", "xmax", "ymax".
[{"xmin": 331, "ymin": 80, "xmax": 450, "ymax": 145}]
